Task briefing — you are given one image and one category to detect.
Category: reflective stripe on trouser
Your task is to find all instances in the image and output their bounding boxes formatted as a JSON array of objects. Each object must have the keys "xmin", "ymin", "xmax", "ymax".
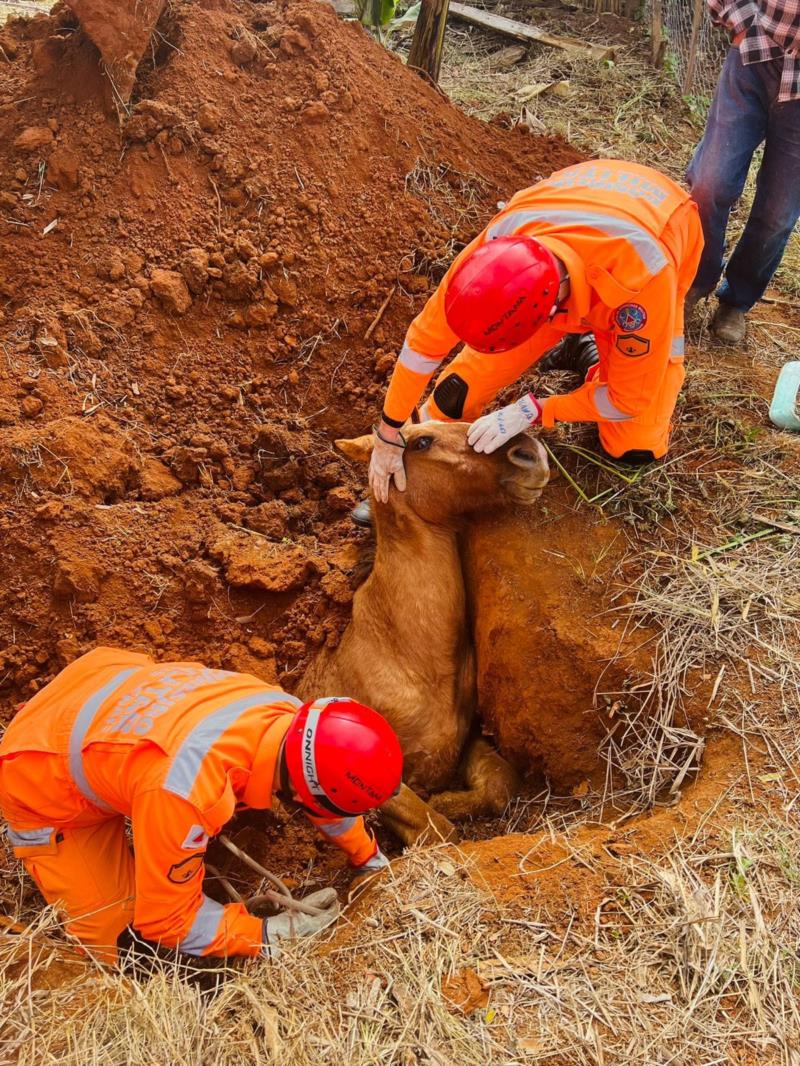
[
  {"xmin": 10, "ymin": 817, "xmax": 135, "ymax": 964},
  {"xmin": 593, "ymin": 356, "xmax": 685, "ymax": 459}
]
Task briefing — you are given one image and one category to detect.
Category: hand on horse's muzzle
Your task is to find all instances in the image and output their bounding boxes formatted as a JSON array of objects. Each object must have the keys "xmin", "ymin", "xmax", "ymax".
[{"xmin": 368, "ymin": 434, "xmax": 407, "ymax": 503}]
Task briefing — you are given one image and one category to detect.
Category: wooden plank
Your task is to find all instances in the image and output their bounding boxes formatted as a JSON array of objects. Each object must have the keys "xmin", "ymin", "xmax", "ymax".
[{"xmin": 448, "ymin": 1, "xmax": 615, "ymax": 61}]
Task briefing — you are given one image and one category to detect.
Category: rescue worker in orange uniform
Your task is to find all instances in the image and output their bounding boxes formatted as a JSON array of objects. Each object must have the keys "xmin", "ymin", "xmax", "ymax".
[
  {"xmin": 0, "ymin": 647, "xmax": 402, "ymax": 963},
  {"xmin": 367, "ymin": 159, "xmax": 704, "ymax": 506}
]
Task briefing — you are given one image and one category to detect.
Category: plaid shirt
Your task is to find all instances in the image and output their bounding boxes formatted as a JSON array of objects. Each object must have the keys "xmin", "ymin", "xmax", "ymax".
[{"xmin": 707, "ymin": 0, "xmax": 800, "ymax": 100}]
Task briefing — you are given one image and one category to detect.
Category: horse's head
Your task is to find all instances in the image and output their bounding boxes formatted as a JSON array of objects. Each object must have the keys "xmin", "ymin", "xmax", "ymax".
[{"xmin": 337, "ymin": 421, "xmax": 550, "ymax": 526}]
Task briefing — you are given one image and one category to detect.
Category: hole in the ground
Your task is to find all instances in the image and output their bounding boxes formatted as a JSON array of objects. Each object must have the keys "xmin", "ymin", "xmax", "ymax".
[{"xmin": 206, "ymin": 422, "xmax": 703, "ymax": 881}]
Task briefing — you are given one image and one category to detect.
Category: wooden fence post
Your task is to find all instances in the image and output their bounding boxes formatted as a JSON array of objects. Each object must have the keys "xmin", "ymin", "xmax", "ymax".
[
  {"xmin": 683, "ymin": 0, "xmax": 705, "ymax": 93},
  {"xmin": 408, "ymin": 0, "xmax": 451, "ymax": 83},
  {"xmin": 650, "ymin": 0, "xmax": 665, "ymax": 67}
]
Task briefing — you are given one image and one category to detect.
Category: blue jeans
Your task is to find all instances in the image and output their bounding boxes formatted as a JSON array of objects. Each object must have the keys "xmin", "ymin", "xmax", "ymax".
[{"xmin": 686, "ymin": 46, "xmax": 800, "ymax": 311}]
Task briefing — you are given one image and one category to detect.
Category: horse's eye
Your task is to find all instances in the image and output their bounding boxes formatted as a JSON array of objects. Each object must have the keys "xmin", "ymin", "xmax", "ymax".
[{"xmin": 410, "ymin": 436, "xmax": 433, "ymax": 452}]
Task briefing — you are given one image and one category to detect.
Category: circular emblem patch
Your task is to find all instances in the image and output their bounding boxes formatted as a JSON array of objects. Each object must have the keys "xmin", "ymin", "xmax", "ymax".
[{"xmin": 614, "ymin": 303, "xmax": 647, "ymax": 332}]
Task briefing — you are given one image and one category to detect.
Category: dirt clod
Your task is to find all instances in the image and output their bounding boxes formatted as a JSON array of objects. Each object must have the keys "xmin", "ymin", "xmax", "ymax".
[
  {"xmin": 208, "ymin": 525, "xmax": 321, "ymax": 593},
  {"xmin": 149, "ymin": 268, "xmax": 192, "ymax": 314},
  {"xmin": 14, "ymin": 126, "xmax": 54, "ymax": 151},
  {"xmin": 180, "ymin": 247, "xmax": 210, "ymax": 294},
  {"xmin": 139, "ymin": 458, "xmax": 183, "ymax": 501},
  {"xmin": 52, "ymin": 556, "xmax": 104, "ymax": 603},
  {"xmin": 20, "ymin": 396, "xmax": 44, "ymax": 418},
  {"xmin": 47, "ymin": 146, "xmax": 80, "ymax": 189}
]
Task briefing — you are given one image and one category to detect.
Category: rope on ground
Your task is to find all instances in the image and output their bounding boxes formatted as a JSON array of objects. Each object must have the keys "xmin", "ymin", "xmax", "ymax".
[{"xmin": 217, "ymin": 834, "xmax": 327, "ymax": 916}]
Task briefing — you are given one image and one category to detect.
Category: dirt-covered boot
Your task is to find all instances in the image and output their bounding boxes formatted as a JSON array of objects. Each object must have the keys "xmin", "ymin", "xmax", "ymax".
[
  {"xmin": 538, "ymin": 333, "xmax": 600, "ymax": 378},
  {"xmin": 684, "ymin": 285, "xmax": 709, "ymax": 320},
  {"xmin": 711, "ymin": 302, "xmax": 746, "ymax": 345}
]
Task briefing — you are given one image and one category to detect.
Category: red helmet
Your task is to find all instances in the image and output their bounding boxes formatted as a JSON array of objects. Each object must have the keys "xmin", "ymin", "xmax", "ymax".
[
  {"xmin": 283, "ymin": 697, "xmax": 403, "ymax": 818},
  {"xmin": 444, "ymin": 235, "xmax": 561, "ymax": 353}
]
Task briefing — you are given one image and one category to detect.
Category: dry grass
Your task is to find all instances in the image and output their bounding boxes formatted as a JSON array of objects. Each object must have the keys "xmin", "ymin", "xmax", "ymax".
[
  {"xmin": 439, "ymin": 25, "xmax": 699, "ymax": 177},
  {"xmin": 4, "ymin": 830, "xmax": 800, "ymax": 1065},
  {"xmin": 404, "ymin": 157, "xmax": 489, "ymax": 278}
]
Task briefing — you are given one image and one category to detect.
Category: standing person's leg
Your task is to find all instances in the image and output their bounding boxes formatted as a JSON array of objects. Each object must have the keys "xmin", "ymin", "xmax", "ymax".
[
  {"xmin": 8, "ymin": 818, "xmax": 135, "ymax": 963},
  {"xmin": 718, "ymin": 94, "xmax": 800, "ymax": 313},
  {"xmin": 686, "ymin": 47, "xmax": 770, "ymax": 301}
]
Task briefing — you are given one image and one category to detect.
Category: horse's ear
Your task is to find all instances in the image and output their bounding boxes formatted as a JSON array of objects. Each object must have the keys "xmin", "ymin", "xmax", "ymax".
[{"xmin": 335, "ymin": 435, "xmax": 374, "ymax": 463}]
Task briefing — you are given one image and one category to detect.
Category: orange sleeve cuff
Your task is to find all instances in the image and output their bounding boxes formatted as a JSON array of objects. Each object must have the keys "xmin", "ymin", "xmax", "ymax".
[
  {"xmin": 205, "ymin": 903, "xmax": 265, "ymax": 958},
  {"xmin": 541, "ymin": 381, "xmax": 611, "ymax": 425},
  {"xmin": 309, "ymin": 814, "xmax": 378, "ymax": 867},
  {"xmin": 540, "ymin": 395, "xmax": 558, "ymax": 428},
  {"xmin": 383, "ymin": 362, "xmax": 433, "ymax": 426}
]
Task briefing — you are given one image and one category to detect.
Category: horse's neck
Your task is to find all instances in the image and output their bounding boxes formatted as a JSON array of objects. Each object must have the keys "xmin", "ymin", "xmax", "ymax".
[{"xmin": 359, "ymin": 510, "xmax": 467, "ymax": 658}]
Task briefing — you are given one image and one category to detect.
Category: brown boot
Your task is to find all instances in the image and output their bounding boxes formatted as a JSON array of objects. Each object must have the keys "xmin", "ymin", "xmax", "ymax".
[
  {"xmin": 684, "ymin": 285, "xmax": 709, "ymax": 320},
  {"xmin": 711, "ymin": 302, "xmax": 746, "ymax": 345}
]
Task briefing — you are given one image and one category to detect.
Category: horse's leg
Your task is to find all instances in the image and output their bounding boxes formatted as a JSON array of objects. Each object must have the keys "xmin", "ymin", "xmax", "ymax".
[
  {"xmin": 428, "ymin": 738, "xmax": 520, "ymax": 821},
  {"xmin": 379, "ymin": 783, "xmax": 460, "ymax": 846}
]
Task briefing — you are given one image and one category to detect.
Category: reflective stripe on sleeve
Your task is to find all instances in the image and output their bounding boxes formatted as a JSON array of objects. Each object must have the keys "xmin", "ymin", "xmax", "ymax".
[
  {"xmin": 671, "ymin": 336, "xmax": 684, "ymax": 356},
  {"xmin": 163, "ymin": 691, "xmax": 301, "ymax": 802},
  {"xmin": 7, "ymin": 826, "xmax": 56, "ymax": 848},
  {"xmin": 177, "ymin": 895, "xmax": 226, "ymax": 956},
  {"xmin": 592, "ymin": 384, "xmax": 634, "ymax": 422},
  {"xmin": 315, "ymin": 817, "xmax": 358, "ymax": 838},
  {"xmin": 397, "ymin": 342, "xmax": 442, "ymax": 375},
  {"xmin": 69, "ymin": 668, "xmax": 139, "ymax": 812},
  {"xmin": 486, "ymin": 209, "xmax": 668, "ymax": 276}
]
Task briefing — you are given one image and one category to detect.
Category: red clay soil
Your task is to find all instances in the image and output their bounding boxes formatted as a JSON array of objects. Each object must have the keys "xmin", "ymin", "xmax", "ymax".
[
  {"xmin": 0, "ymin": 0, "xmax": 580, "ymax": 723},
  {"xmin": 466, "ymin": 490, "xmax": 653, "ymax": 790}
]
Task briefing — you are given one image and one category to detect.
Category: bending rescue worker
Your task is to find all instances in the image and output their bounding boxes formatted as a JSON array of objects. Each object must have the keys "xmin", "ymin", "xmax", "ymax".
[
  {"xmin": 368, "ymin": 159, "xmax": 704, "ymax": 504},
  {"xmin": 0, "ymin": 647, "xmax": 402, "ymax": 962}
]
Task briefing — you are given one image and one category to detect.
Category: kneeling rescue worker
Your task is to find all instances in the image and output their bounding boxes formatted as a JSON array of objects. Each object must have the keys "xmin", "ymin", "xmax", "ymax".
[
  {"xmin": 367, "ymin": 159, "xmax": 704, "ymax": 505},
  {"xmin": 0, "ymin": 647, "xmax": 402, "ymax": 963}
]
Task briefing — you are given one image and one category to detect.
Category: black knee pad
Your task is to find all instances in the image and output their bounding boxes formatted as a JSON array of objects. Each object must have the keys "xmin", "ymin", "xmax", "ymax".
[{"xmin": 433, "ymin": 373, "xmax": 469, "ymax": 419}]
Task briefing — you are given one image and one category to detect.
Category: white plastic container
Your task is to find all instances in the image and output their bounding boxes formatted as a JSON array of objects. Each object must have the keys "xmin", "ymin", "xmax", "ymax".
[{"xmin": 769, "ymin": 361, "xmax": 800, "ymax": 432}]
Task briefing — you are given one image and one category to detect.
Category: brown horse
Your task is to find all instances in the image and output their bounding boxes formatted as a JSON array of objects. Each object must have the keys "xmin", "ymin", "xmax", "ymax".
[{"xmin": 299, "ymin": 421, "xmax": 550, "ymax": 844}]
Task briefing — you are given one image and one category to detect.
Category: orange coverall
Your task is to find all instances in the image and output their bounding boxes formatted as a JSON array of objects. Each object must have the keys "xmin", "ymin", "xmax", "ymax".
[
  {"xmin": 384, "ymin": 160, "xmax": 704, "ymax": 459},
  {"xmin": 0, "ymin": 648, "xmax": 378, "ymax": 961}
]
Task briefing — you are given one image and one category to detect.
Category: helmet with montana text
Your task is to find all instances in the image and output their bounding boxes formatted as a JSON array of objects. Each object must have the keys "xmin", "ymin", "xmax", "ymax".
[
  {"xmin": 283, "ymin": 697, "xmax": 403, "ymax": 818},
  {"xmin": 444, "ymin": 235, "xmax": 561, "ymax": 353}
]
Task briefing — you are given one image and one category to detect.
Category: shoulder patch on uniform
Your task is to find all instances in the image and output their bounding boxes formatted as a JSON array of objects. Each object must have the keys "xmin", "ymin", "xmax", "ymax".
[
  {"xmin": 614, "ymin": 303, "xmax": 647, "ymax": 332},
  {"xmin": 181, "ymin": 824, "xmax": 209, "ymax": 850},
  {"xmin": 616, "ymin": 334, "xmax": 651, "ymax": 358},
  {"xmin": 168, "ymin": 853, "xmax": 205, "ymax": 884}
]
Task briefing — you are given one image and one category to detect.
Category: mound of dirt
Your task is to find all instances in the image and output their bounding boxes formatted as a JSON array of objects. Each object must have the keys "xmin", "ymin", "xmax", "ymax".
[{"xmin": 0, "ymin": 0, "xmax": 579, "ymax": 715}]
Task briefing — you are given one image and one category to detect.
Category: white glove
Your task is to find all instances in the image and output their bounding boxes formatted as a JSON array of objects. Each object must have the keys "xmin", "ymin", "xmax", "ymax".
[
  {"xmin": 368, "ymin": 431, "xmax": 407, "ymax": 504},
  {"xmin": 262, "ymin": 888, "xmax": 339, "ymax": 959},
  {"xmin": 467, "ymin": 394, "xmax": 542, "ymax": 455}
]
